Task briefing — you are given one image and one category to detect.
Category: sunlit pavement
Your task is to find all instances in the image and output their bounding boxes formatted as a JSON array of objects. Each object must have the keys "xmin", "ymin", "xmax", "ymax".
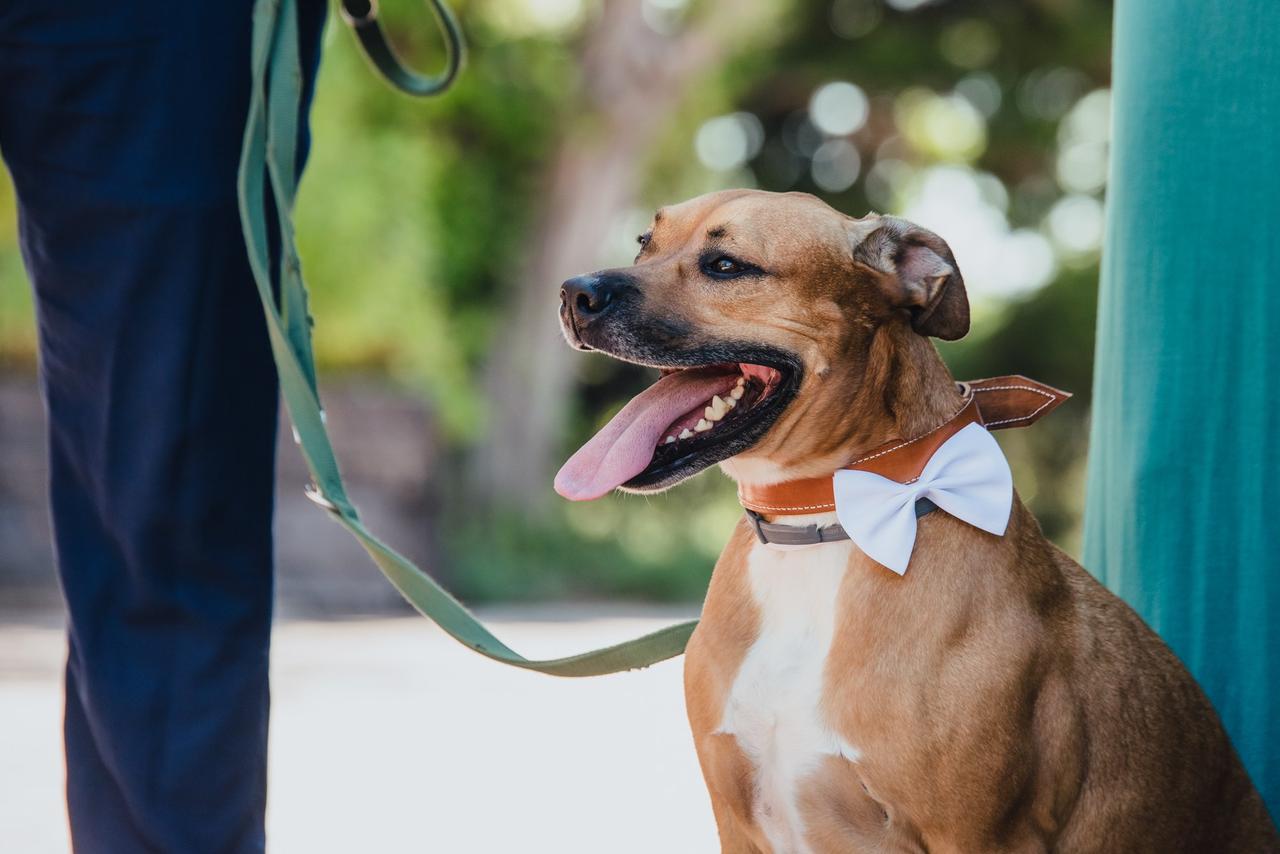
[{"xmin": 0, "ymin": 606, "xmax": 717, "ymax": 853}]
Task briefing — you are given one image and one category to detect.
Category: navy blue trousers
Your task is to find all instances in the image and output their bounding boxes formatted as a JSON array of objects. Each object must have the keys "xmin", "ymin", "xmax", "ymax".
[{"xmin": 0, "ymin": 2, "xmax": 324, "ymax": 850}]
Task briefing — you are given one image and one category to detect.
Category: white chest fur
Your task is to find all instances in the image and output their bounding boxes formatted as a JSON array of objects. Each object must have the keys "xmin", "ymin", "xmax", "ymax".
[{"xmin": 715, "ymin": 520, "xmax": 858, "ymax": 854}]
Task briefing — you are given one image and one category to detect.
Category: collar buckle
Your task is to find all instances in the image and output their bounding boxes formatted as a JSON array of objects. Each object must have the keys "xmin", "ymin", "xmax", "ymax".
[{"xmin": 745, "ymin": 508, "xmax": 770, "ymax": 544}]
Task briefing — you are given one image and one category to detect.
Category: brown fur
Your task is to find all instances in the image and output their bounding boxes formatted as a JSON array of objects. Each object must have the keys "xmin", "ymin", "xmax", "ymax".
[{"xmin": 611, "ymin": 190, "xmax": 1277, "ymax": 852}]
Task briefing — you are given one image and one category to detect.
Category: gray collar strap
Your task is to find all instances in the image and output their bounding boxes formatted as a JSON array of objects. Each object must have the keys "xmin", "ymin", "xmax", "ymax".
[{"xmin": 745, "ymin": 498, "xmax": 937, "ymax": 546}]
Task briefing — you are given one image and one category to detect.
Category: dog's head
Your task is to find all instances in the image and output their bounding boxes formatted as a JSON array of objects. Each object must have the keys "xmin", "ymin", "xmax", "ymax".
[{"xmin": 554, "ymin": 188, "xmax": 968, "ymax": 500}]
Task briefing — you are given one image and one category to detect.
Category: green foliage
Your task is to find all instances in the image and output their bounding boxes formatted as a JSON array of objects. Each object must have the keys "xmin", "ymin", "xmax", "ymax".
[
  {"xmin": 0, "ymin": 178, "xmax": 35, "ymax": 365},
  {"xmin": 294, "ymin": 9, "xmax": 576, "ymax": 436},
  {"xmin": 447, "ymin": 471, "xmax": 740, "ymax": 602}
]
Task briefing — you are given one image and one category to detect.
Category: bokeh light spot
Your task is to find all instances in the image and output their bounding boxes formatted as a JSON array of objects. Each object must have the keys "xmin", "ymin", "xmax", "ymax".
[
  {"xmin": 902, "ymin": 165, "xmax": 1056, "ymax": 298},
  {"xmin": 954, "ymin": 72, "xmax": 1002, "ymax": 118},
  {"xmin": 486, "ymin": 0, "xmax": 584, "ymax": 35},
  {"xmin": 865, "ymin": 158, "xmax": 914, "ymax": 211},
  {"xmin": 641, "ymin": 0, "xmax": 689, "ymax": 35},
  {"xmin": 695, "ymin": 113, "xmax": 765, "ymax": 172},
  {"xmin": 1017, "ymin": 67, "xmax": 1090, "ymax": 121},
  {"xmin": 829, "ymin": 0, "xmax": 882, "ymax": 39},
  {"xmin": 809, "ymin": 81, "xmax": 870, "ymax": 137},
  {"xmin": 896, "ymin": 89, "xmax": 987, "ymax": 162},
  {"xmin": 1046, "ymin": 194, "xmax": 1105, "ymax": 257},
  {"xmin": 811, "ymin": 139, "xmax": 862, "ymax": 192},
  {"xmin": 1055, "ymin": 88, "xmax": 1111, "ymax": 193},
  {"xmin": 939, "ymin": 19, "xmax": 1000, "ymax": 70}
]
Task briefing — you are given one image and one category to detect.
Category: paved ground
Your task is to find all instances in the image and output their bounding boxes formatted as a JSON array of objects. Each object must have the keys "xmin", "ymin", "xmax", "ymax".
[{"xmin": 0, "ymin": 606, "xmax": 716, "ymax": 853}]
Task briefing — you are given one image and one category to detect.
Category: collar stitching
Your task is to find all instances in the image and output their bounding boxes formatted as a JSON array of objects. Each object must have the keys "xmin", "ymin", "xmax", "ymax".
[
  {"xmin": 973, "ymin": 385, "xmax": 1055, "ymax": 428},
  {"xmin": 841, "ymin": 394, "xmax": 973, "ymax": 468}
]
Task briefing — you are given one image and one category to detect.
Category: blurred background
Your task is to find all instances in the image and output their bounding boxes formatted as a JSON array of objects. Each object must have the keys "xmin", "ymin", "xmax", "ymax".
[
  {"xmin": 0, "ymin": 0, "xmax": 1112, "ymax": 606},
  {"xmin": 0, "ymin": 0, "xmax": 1111, "ymax": 849}
]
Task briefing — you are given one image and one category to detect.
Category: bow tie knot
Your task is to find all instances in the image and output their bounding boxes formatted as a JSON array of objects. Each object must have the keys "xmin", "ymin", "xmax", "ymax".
[{"xmin": 831, "ymin": 422, "xmax": 1013, "ymax": 574}]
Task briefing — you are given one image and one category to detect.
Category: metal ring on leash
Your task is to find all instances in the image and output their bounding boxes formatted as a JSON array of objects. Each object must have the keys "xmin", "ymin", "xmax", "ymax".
[
  {"xmin": 303, "ymin": 482, "xmax": 341, "ymax": 515},
  {"xmin": 339, "ymin": 0, "xmax": 465, "ymax": 97}
]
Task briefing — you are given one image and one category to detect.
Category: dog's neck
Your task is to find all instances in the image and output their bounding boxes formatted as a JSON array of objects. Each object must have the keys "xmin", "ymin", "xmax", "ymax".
[
  {"xmin": 862, "ymin": 326, "xmax": 963, "ymax": 442},
  {"xmin": 722, "ymin": 325, "xmax": 962, "ymax": 488}
]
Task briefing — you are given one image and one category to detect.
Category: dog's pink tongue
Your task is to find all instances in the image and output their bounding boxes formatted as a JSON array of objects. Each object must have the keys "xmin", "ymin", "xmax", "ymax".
[{"xmin": 555, "ymin": 370, "xmax": 733, "ymax": 501}]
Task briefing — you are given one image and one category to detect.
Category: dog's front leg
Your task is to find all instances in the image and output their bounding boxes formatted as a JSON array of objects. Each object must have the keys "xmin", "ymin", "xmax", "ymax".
[
  {"xmin": 686, "ymin": 691, "xmax": 767, "ymax": 853},
  {"xmin": 695, "ymin": 733, "xmax": 770, "ymax": 854},
  {"xmin": 708, "ymin": 789, "xmax": 768, "ymax": 854},
  {"xmin": 687, "ymin": 630, "xmax": 769, "ymax": 853}
]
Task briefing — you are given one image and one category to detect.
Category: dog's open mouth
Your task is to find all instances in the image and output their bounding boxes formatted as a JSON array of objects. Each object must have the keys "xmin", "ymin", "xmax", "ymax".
[{"xmin": 555, "ymin": 357, "xmax": 799, "ymax": 500}]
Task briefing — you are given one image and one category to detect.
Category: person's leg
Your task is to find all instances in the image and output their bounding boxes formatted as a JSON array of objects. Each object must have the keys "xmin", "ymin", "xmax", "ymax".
[{"xmin": 0, "ymin": 1, "xmax": 325, "ymax": 850}]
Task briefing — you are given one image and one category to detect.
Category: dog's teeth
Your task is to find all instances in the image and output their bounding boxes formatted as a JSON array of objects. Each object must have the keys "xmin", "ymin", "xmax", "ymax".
[
  {"xmin": 694, "ymin": 418, "xmax": 713, "ymax": 432},
  {"xmin": 705, "ymin": 400, "xmax": 731, "ymax": 422},
  {"xmin": 730, "ymin": 385, "xmax": 745, "ymax": 401},
  {"xmin": 725, "ymin": 396, "xmax": 737, "ymax": 408},
  {"xmin": 663, "ymin": 435, "xmax": 676, "ymax": 445},
  {"xmin": 679, "ymin": 428, "xmax": 694, "ymax": 439}
]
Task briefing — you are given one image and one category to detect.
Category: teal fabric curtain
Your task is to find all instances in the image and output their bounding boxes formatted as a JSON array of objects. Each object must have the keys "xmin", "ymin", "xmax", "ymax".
[{"xmin": 1085, "ymin": 0, "xmax": 1279, "ymax": 817}]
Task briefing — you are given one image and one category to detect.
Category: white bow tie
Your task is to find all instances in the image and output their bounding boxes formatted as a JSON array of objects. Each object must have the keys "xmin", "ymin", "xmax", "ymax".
[{"xmin": 832, "ymin": 422, "xmax": 1013, "ymax": 575}]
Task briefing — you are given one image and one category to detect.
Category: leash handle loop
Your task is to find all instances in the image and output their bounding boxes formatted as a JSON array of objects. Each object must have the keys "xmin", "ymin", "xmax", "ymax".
[{"xmin": 339, "ymin": 0, "xmax": 465, "ymax": 97}]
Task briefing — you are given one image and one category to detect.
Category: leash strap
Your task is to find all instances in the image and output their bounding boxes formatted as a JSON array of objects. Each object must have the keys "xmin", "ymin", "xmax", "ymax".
[
  {"xmin": 237, "ymin": 0, "xmax": 695, "ymax": 676},
  {"xmin": 338, "ymin": 0, "xmax": 465, "ymax": 97}
]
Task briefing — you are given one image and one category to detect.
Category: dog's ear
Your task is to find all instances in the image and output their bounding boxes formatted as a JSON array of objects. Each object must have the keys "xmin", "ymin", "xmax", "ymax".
[{"xmin": 848, "ymin": 217, "xmax": 970, "ymax": 341}]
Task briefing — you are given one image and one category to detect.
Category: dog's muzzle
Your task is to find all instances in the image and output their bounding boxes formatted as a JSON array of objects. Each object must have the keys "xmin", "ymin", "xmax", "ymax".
[{"xmin": 560, "ymin": 272, "xmax": 637, "ymax": 350}]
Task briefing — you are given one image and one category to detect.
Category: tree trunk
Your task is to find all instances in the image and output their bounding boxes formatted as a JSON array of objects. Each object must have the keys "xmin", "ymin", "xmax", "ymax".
[{"xmin": 469, "ymin": 0, "xmax": 765, "ymax": 513}]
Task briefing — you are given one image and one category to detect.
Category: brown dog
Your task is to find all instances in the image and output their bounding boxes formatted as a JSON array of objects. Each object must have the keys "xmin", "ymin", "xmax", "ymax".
[{"xmin": 555, "ymin": 189, "xmax": 1278, "ymax": 853}]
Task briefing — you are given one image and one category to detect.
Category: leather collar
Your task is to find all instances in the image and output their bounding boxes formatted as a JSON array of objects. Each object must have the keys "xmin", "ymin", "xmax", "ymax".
[
  {"xmin": 737, "ymin": 375, "xmax": 1070, "ymax": 518},
  {"xmin": 746, "ymin": 497, "xmax": 939, "ymax": 546}
]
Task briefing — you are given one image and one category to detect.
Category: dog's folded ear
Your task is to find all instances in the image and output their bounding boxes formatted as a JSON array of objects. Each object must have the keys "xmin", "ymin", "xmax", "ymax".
[{"xmin": 850, "ymin": 217, "xmax": 970, "ymax": 341}]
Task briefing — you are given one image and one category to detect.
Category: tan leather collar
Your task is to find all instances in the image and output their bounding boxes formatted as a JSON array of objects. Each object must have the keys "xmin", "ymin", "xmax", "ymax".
[{"xmin": 737, "ymin": 375, "xmax": 1070, "ymax": 516}]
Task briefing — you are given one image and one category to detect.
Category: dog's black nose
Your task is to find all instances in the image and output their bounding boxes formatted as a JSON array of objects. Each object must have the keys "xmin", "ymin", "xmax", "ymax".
[{"xmin": 561, "ymin": 275, "xmax": 614, "ymax": 316}]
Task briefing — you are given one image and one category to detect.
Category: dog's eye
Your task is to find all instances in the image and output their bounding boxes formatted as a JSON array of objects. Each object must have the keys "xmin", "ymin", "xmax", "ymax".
[{"xmin": 704, "ymin": 255, "xmax": 748, "ymax": 278}]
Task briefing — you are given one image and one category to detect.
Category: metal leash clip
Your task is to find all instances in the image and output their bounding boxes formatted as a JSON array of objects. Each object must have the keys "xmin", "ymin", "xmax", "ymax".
[{"xmin": 303, "ymin": 481, "xmax": 340, "ymax": 515}]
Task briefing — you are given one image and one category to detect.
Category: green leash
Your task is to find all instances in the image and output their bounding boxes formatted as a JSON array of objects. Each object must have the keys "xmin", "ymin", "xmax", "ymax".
[{"xmin": 237, "ymin": 0, "xmax": 697, "ymax": 676}]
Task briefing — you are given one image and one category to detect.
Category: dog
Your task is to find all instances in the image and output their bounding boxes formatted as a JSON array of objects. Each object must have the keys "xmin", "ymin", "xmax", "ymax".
[{"xmin": 554, "ymin": 189, "xmax": 1278, "ymax": 853}]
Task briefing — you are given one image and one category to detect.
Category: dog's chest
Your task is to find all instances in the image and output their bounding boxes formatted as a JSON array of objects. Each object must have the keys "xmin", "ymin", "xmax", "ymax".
[{"xmin": 715, "ymin": 531, "xmax": 858, "ymax": 854}]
